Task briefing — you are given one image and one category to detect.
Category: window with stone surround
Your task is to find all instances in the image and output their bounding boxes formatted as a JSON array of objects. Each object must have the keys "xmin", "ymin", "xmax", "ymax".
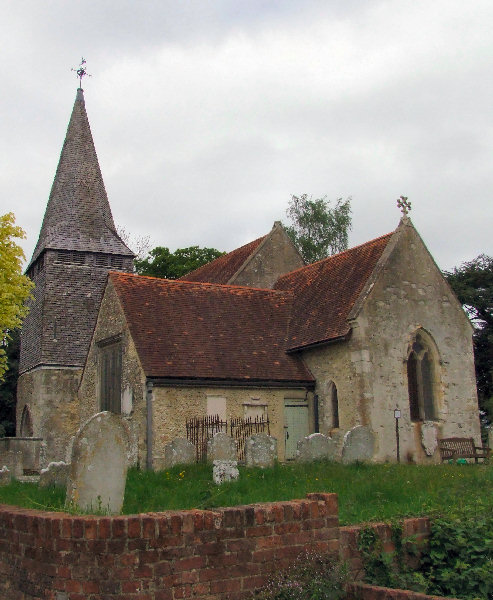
[
  {"xmin": 243, "ymin": 397, "xmax": 268, "ymax": 420},
  {"xmin": 407, "ymin": 330, "xmax": 439, "ymax": 422},
  {"xmin": 98, "ymin": 336, "xmax": 122, "ymax": 414}
]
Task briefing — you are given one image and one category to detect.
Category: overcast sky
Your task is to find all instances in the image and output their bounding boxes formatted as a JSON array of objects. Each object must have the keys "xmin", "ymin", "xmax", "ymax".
[{"xmin": 2, "ymin": 1, "xmax": 492, "ymax": 271}]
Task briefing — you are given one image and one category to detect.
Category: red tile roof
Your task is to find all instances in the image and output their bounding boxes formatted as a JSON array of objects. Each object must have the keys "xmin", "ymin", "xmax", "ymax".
[
  {"xmin": 275, "ymin": 232, "xmax": 394, "ymax": 350},
  {"xmin": 109, "ymin": 272, "xmax": 314, "ymax": 385},
  {"xmin": 179, "ymin": 236, "xmax": 265, "ymax": 284}
]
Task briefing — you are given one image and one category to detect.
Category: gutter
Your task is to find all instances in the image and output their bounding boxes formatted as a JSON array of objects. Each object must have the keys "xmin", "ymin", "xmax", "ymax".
[
  {"xmin": 146, "ymin": 381, "xmax": 154, "ymax": 470},
  {"xmin": 286, "ymin": 331, "xmax": 351, "ymax": 354},
  {"xmin": 146, "ymin": 377, "xmax": 315, "ymax": 390}
]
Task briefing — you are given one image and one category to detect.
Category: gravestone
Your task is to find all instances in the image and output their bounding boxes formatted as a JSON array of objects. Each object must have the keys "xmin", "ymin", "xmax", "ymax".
[
  {"xmin": 245, "ymin": 433, "xmax": 277, "ymax": 468},
  {"xmin": 39, "ymin": 461, "xmax": 69, "ymax": 488},
  {"xmin": 0, "ymin": 466, "xmax": 11, "ymax": 486},
  {"xmin": 296, "ymin": 433, "xmax": 336, "ymax": 462},
  {"xmin": 4, "ymin": 450, "xmax": 23, "ymax": 479},
  {"xmin": 213, "ymin": 460, "xmax": 239, "ymax": 485},
  {"xmin": 421, "ymin": 421, "xmax": 438, "ymax": 456},
  {"xmin": 207, "ymin": 432, "xmax": 237, "ymax": 462},
  {"xmin": 488, "ymin": 428, "xmax": 493, "ymax": 452},
  {"xmin": 66, "ymin": 412, "xmax": 130, "ymax": 514},
  {"xmin": 163, "ymin": 438, "xmax": 196, "ymax": 468},
  {"xmin": 342, "ymin": 426, "xmax": 375, "ymax": 463}
]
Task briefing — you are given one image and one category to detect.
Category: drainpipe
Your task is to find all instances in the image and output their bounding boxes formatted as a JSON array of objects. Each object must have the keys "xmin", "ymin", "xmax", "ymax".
[{"xmin": 146, "ymin": 381, "xmax": 154, "ymax": 470}]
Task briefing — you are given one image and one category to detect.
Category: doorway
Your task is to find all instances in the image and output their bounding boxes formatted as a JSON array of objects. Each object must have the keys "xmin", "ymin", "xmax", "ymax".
[{"xmin": 284, "ymin": 399, "xmax": 309, "ymax": 460}]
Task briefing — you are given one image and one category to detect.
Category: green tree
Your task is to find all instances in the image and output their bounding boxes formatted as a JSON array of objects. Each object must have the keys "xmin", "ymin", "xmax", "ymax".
[
  {"xmin": 444, "ymin": 254, "xmax": 493, "ymax": 425},
  {"xmin": 0, "ymin": 330, "xmax": 19, "ymax": 436},
  {"xmin": 0, "ymin": 213, "xmax": 33, "ymax": 381},
  {"xmin": 284, "ymin": 194, "xmax": 352, "ymax": 263},
  {"xmin": 135, "ymin": 246, "xmax": 225, "ymax": 279}
]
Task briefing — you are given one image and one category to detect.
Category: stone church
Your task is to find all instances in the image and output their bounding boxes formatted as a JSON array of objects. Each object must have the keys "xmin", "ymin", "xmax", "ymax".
[{"xmin": 17, "ymin": 88, "xmax": 482, "ymax": 468}]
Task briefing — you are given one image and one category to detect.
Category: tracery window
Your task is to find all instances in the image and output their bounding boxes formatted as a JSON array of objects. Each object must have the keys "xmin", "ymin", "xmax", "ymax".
[{"xmin": 407, "ymin": 330, "xmax": 439, "ymax": 421}]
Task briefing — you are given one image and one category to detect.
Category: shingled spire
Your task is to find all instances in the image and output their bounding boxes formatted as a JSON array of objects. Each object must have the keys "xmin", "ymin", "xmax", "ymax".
[
  {"xmin": 20, "ymin": 87, "xmax": 134, "ymax": 374},
  {"xmin": 28, "ymin": 88, "xmax": 132, "ymax": 268}
]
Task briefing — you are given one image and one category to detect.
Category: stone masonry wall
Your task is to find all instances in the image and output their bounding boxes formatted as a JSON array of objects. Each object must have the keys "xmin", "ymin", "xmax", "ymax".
[
  {"xmin": 358, "ymin": 222, "xmax": 480, "ymax": 462},
  {"xmin": 16, "ymin": 367, "xmax": 81, "ymax": 465},
  {"xmin": 78, "ymin": 280, "xmax": 146, "ymax": 466},
  {"xmin": 151, "ymin": 386, "xmax": 307, "ymax": 465},
  {"xmin": 0, "ymin": 492, "xmax": 339, "ymax": 600},
  {"xmin": 302, "ymin": 222, "xmax": 481, "ymax": 463},
  {"xmin": 232, "ymin": 222, "xmax": 304, "ymax": 289}
]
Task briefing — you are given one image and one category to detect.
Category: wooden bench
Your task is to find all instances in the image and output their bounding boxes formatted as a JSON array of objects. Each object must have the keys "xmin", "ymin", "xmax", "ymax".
[{"xmin": 438, "ymin": 437, "xmax": 491, "ymax": 463}]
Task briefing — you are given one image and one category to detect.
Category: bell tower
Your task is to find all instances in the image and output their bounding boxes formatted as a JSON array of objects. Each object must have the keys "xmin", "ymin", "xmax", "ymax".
[{"xmin": 17, "ymin": 86, "xmax": 134, "ymax": 463}]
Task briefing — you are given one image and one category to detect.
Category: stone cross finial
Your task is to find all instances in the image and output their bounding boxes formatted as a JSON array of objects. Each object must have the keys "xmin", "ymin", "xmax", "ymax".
[
  {"xmin": 397, "ymin": 195, "xmax": 411, "ymax": 216},
  {"xmin": 71, "ymin": 57, "xmax": 91, "ymax": 87}
]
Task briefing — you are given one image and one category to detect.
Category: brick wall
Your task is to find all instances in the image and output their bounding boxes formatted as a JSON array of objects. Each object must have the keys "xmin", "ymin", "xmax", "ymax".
[
  {"xmin": 340, "ymin": 517, "xmax": 431, "ymax": 579},
  {"xmin": 0, "ymin": 492, "xmax": 339, "ymax": 600}
]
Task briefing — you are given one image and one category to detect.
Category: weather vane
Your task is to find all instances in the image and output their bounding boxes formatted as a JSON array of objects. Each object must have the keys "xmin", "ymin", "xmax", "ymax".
[
  {"xmin": 397, "ymin": 195, "xmax": 411, "ymax": 216},
  {"xmin": 71, "ymin": 57, "xmax": 91, "ymax": 88}
]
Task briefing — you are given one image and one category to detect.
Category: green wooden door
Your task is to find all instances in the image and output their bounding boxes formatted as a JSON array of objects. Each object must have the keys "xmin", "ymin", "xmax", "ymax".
[{"xmin": 284, "ymin": 400, "xmax": 310, "ymax": 460}]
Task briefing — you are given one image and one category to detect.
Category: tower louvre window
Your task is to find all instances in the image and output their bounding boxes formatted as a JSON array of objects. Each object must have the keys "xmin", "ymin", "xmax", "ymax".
[{"xmin": 55, "ymin": 250, "xmax": 86, "ymax": 265}]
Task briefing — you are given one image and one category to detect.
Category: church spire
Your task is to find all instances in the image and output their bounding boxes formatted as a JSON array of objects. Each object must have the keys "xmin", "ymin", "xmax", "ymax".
[{"xmin": 28, "ymin": 88, "xmax": 133, "ymax": 268}]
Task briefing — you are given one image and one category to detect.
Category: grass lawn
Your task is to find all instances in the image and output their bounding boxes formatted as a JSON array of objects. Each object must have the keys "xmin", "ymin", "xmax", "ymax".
[{"xmin": 0, "ymin": 461, "xmax": 491, "ymax": 524}]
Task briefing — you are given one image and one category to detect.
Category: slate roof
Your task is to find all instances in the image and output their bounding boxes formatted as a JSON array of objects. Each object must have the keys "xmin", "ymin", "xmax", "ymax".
[
  {"xmin": 179, "ymin": 236, "xmax": 265, "ymax": 284},
  {"xmin": 275, "ymin": 232, "xmax": 394, "ymax": 351},
  {"xmin": 109, "ymin": 272, "xmax": 315, "ymax": 385},
  {"xmin": 29, "ymin": 88, "xmax": 133, "ymax": 268}
]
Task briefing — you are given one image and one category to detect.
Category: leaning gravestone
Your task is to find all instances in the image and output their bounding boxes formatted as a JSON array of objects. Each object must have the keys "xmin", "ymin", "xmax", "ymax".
[
  {"xmin": 341, "ymin": 426, "xmax": 375, "ymax": 463},
  {"xmin": 207, "ymin": 432, "xmax": 237, "ymax": 462},
  {"xmin": 296, "ymin": 433, "xmax": 336, "ymax": 463},
  {"xmin": 0, "ymin": 466, "xmax": 11, "ymax": 486},
  {"xmin": 245, "ymin": 433, "xmax": 277, "ymax": 468},
  {"xmin": 66, "ymin": 412, "xmax": 130, "ymax": 514},
  {"xmin": 164, "ymin": 438, "xmax": 196, "ymax": 468},
  {"xmin": 39, "ymin": 461, "xmax": 69, "ymax": 488}
]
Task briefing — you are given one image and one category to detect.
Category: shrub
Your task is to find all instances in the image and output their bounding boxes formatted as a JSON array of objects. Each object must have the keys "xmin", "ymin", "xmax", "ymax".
[{"xmin": 419, "ymin": 503, "xmax": 493, "ymax": 599}]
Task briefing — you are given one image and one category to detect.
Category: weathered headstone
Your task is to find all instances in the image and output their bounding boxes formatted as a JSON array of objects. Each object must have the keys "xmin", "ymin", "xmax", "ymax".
[
  {"xmin": 66, "ymin": 412, "xmax": 130, "ymax": 514},
  {"xmin": 421, "ymin": 421, "xmax": 438, "ymax": 456},
  {"xmin": 207, "ymin": 432, "xmax": 237, "ymax": 462},
  {"xmin": 163, "ymin": 438, "xmax": 196, "ymax": 468},
  {"xmin": 4, "ymin": 450, "xmax": 23, "ymax": 479},
  {"xmin": 39, "ymin": 461, "xmax": 69, "ymax": 488},
  {"xmin": 488, "ymin": 428, "xmax": 493, "ymax": 452},
  {"xmin": 245, "ymin": 433, "xmax": 277, "ymax": 468},
  {"xmin": 342, "ymin": 426, "xmax": 375, "ymax": 463},
  {"xmin": 213, "ymin": 460, "xmax": 239, "ymax": 485},
  {"xmin": 0, "ymin": 466, "xmax": 11, "ymax": 486},
  {"xmin": 296, "ymin": 433, "xmax": 336, "ymax": 463}
]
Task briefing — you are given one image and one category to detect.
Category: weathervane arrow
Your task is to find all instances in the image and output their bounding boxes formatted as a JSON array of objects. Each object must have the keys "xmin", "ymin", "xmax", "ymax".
[{"xmin": 71, "ymin": 57, "xmax": 92, "ymax": 88}]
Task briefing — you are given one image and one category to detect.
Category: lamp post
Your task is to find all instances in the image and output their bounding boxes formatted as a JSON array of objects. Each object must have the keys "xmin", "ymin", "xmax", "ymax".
[{"xmin": 394, "ymin": 408, "xmax": 401, "ymax": 463}]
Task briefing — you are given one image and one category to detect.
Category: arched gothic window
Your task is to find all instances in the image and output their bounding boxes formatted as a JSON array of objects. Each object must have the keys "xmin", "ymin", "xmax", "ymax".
[
  {"xmin": 327, "ymin": 381, "xmax": 339, "ymax": 429},
  {"xmin": 407, "ymin": 330, "xmax": 439, "ymax": 421},
  {"xmin": 20, "ymin": 405, "xmax": 33, "ymax": 437}
]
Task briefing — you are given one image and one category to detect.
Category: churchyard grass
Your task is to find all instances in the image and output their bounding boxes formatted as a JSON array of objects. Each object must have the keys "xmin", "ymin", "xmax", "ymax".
[{"xmin": 0, "ymin": 461, "xmax": 491, "ymax": 524}]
